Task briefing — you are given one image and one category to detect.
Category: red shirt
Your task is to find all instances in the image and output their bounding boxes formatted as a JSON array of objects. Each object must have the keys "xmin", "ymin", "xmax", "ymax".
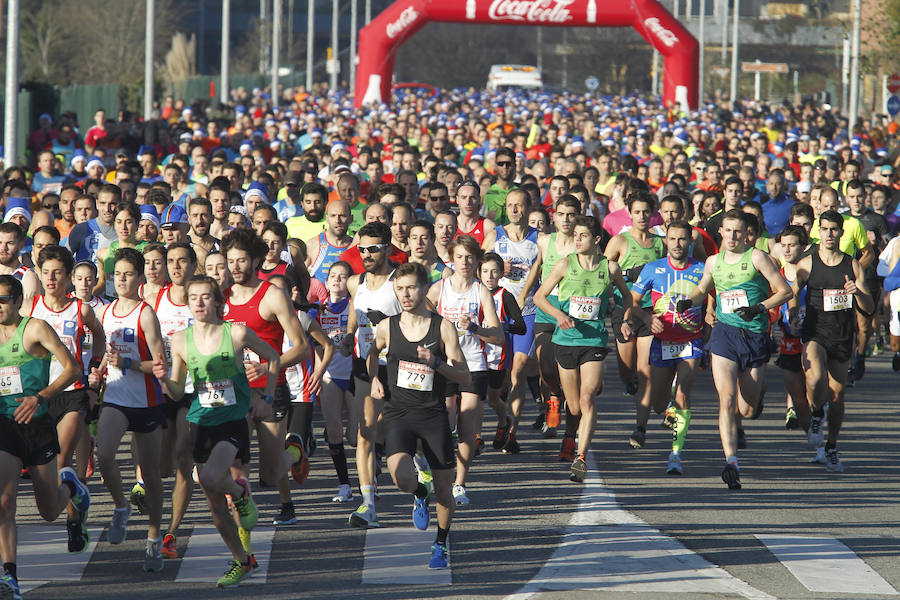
[
  {"xmin": 224, "ymin": 280, "xmax": 284, "ymax": 388},
  {"xmin": 339, "ymin": 244, "xmax": 408, "ymax": 274}
]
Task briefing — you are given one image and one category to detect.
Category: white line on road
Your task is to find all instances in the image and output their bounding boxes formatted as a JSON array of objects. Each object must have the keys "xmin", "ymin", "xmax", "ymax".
[
  {"xmin": 362, "ymin": 527, "xmax": 451, "ymax": 585},
  {"xmin": 175, "ymin": 525, "xmax": 275, "ymax": 583},
  {"xmin": 756, "ymin": 534, "xmax": 899, "ymax": 595},
  {"xmin": 504, "ymin": 455, "xmax": 775, "ymax": 600},
  {"xmin": 17, "ymin": 523, "xmax": 102, "ymax": 595}
]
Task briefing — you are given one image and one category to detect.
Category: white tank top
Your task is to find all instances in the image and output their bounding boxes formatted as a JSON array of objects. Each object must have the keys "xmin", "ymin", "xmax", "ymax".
[
  {"xmin": 437, "ymin": 278, "xmax": 486, "ymax": 372},
  {"xmin": 78, "ymin": 295, "xmax": 108, "ymax": 377},
  {"xmin": 354, "ymin": 271, "xmax": 401, "ymax": 366},
  {"xmin": 29, "ymin": 295, "xmax": 84, "ymax": 391},
  {"xmin": 285, "ymin": 311, "xmax": 315, "ymax": 402},
  {"xmin": 484, "ymin": 287, "xmax": 506, "ymax": 371},
  {"xmin": 154, "ymin": 285, "xmax": 195, "ymax": 394},
  {"xmin": 319, "ymin": 298, "xmax": 352, "ymax": 381},
  {"xmin": 494, "ymin": 226, "xmax": 540, "ymax": 316},
  {"xmin": 101, "ymin": 300, "xmax": 162, "ymax": 408}
]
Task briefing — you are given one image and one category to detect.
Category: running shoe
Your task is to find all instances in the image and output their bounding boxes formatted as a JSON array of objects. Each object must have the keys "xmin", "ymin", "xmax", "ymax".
[
  {"xmin": 666, "ymin": 452, "xmax": 683, "ymax": 475},
  {"xmin": 349, "ymin": 503, "xmax": 380, "ymax": 528},
  {"xmin": 811, "ymin": 445, "xmax": 826, "ymax": 464},
  {"xmin": 162, "ymin": 533, "xmax": 177, "ymax": 559},
  {"xmin": 67, "ymin": 518, "xmax": 89, "ymax": 554},
  {"xmin": 60, "ymin": 466, "xmax": 90, "ymax": 517},
  {"xmin": 721, "ymin": 463, "xmax": 742, "ymax": 490},
  {"xmin": 130, "ymin": 482, "xmax": 147, "ymax": 515},
  {"xmin": 628, "ymin": 428, "xmax": 646, "ymax": 449},
  {"xmin": 216, "ymin": 559, "xmax": 253, "ymax": 588},
  {"xmin": 854, "ymin": 355, "xmax": 866, "ymax": 380},
  {"xmin": 285, "ymin": 433, "xmax": 310, "ymax": 484},
  {"xmin": 107, "ymin": 505, "xmax": 130, "ymax": 545},
  {"xmin": 569, "ymin": 453, "xmax": 587, "ymax": 483},
  {"xmin": 332, "ymin": 484, "xmax": 353, "ymax": 503},
  {"xmin": 272, "ymin": 502, "xmax": 297, "ymax": 526},
  {"xmin": 785, "ymin": 407, "xmax": 799, "ymax": 430},
  {"xmin": 501, "ymin": 434, "xmax": 520, "ymax": 454},
  {"xmin": 452, "ymin": 483, "xmax": 470, "ymax": 505},
  {"xmin": 412, "ymin": 496, "xmax": 430, "ymax": 530},
  {"xmin": 429, "ymin": 543, "xmax": 449, "ymax": 569},
  {"xmin": 873, "ymin": 337, "xmax": 884, "ymax": 355},
  {"xmin": 558, "ymin": 436, "xmax": 576, "ymax": 462},
  {"xmin": 824, "ymin": 448, "xmax": 844, "ymax": 473},
  {"xmin": 492, "ymin": 423, "xmax": 509, "ymax": 450},
  {"xmin": 540, "ymin": 422, "xmax": 557, "ymax": 439},
  {"xmin": 0, "ymin": 573, "xmax": 21, "ymax": 600},
  {"xmin": 546, "ymin": 396, "xmax": 561, "ymax": 429},
  {"xmin": 143, "ymin": 538, "xmax": 164, "ymax": 572},
  {"xmin": 531, "ymin": 412, "xmax": 545, "ymax": 431},
  {"xmin": 736, "ymin": 428, "xmax": 747, "ymax": 449},
  {"xmin": 661, "ymin": 405, "xmax": 677, "ymax": 430},
  {"xmin": 893, "ymin": 352, "xmax": 900, "ymax": 372},
  {"xmin": 233, "ymin": 478, "xmax": 258, "ymax": 531},
  {"xmin": 808, "ymin": 415, "xmax": 824, "ymax": 448}
]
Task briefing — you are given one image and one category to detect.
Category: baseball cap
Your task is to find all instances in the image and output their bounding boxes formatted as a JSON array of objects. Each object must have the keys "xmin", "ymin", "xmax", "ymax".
[{"xmin": 160, "ymin": 203, "xmax": 188, "ymax": 228}]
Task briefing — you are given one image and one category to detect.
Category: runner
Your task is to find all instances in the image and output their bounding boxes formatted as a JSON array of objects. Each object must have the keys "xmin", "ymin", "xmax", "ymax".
[
  {"xmin": 534, "ymin": 216, "xmax": 632, "ymax": 482},
  {"xmin": 774, "ymin": 225, "xmax": 810, "ymax": 431},
  {"xmin": 140, "ymin": 243, "xmax": 168, "ymax": 303},
  {"xmin": 629, "ymin": 220, "xmax": 706, "ymax": 475},
  {"xmin": 790, "ymin": 210, "xmax": 873, "ymax": 472},
  {"xmin": 434, "ymin": 211, "xmax": 458, "ymax": 268},
  {"xmin": 426, "ymin": 235, "xmax": 503, "ymax": 505},
  {"xmin": 95, "ymin": 203, "xmax": 146, "ymax": 301},
  {"xmin": 0, "ymin": 274, "xmax": 90, "ymax": 599},
  {"xmin": 368, "ymin": 261, "xmax": 471, "ymax": 569},
  {"xmin": 676, "ymin": 209, "xmax": 792, "ymax": 489},
  {"xmin": 0, "ymin": 223, "xmax": 40, "ymax": 301},
  {"xmin": 407, "ymin": 221, "xmax": 450, "ymax": 283},
  {"xmin": 306, "ymin": 199, "xmax": 352, "ymax": 284},
  {"xmin": 153, "ymin": 276, "xmax": 278, "ymax": 588},
  {"xmin": 455, "ymin": 181, "xmax": 495, "ymax": 245}
]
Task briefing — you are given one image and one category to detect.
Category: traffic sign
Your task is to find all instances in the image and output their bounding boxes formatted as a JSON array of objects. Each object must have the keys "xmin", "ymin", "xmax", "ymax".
[
  {"xmin": 888, "ymin": 94, "xmax": 900, "ymax": 117},
  {"xmin": 741, "ymin": 62, "xmax": 788, "ymax": 74},
  {"xmin": 585, "ymin": 76, "xmax": 599, "ymax": 91},
  {"xmin": 889, "ymin": 73, "xmax": 900, "ymax": 94}
]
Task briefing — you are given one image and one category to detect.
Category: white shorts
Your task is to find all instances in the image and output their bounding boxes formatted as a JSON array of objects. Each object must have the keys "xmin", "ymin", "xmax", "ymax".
[{"xmin": 890, "ymin": 288, "xmax": 900, "ymax": 337}]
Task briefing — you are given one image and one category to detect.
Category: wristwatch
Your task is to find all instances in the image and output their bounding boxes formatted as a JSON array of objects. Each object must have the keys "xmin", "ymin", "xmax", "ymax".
[{"xmin": 35, "ymin": 392, "xmax": 46, "ymax": 405}]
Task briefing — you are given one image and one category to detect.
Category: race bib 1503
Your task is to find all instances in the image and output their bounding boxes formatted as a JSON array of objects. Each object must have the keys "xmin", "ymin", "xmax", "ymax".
[{"xmin": 823, "ymin": 288, "xmax": 851, "ymax": 312}]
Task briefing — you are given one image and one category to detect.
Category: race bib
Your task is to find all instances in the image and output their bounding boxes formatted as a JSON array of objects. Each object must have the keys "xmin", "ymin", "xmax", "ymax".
[
  {"xmin": 823, "ymin": 288, "xmax": 851, "ymax": 312},
  {"xmin": 568, "ymin": 296, "xmax": 601, "ymax": 320},
  {"xmin": 243, "ymin": 349, "xmax": 261, "ymax": 364},
  {"xmin": 720, "ymin": 289, "xmax": 749, "ymax": 314},
  {"xmin": 0, "ymin": 366, "xmax": 23, "ymax": 396},
  {"xmin": 397, "ymin": 360, "xmax": 434, "ymax": 392},
  {"xmin": 661, "ymin": 340, "xmax": 694, "ymax": 361},
  {"xmin": 197, "ymin": 379, "xmax": 237, "ymax": 408}
]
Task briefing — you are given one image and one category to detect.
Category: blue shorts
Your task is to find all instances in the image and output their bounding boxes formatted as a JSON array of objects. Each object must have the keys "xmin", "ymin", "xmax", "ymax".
[
  {"xmin": 707, "ymin": 322, "xmax": 770, "ymax": 371},
  {"xmin": 649, "ymin": 337, "xmax": 705, "ymax": 368},
  {"xmin": 330, "ymin": 378, "xmax": 351, "ymax": 392},
  {"xmin": 512, "ymin": 313, "xmax": 536, "ymax": 357}
]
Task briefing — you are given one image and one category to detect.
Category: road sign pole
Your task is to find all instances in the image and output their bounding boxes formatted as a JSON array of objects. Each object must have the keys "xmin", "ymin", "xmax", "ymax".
[{"xmin": 754, "ymin": 59, "xmax": 760, "ymax": 101}]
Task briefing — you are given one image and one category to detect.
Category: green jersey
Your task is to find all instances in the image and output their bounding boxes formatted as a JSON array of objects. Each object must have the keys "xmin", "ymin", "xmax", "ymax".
[
  {"xmin": 0, "ymin": 317, "xmax": 50, "ymax": 418},
  {"xmin": 617, "ymin": 231, "xmax": 665, "ymax": 308},
  {"xmin": 536, "ymin": 232, "xmax": 567, "ymax": 324},
  {"xmin": 711, "ymin": 248, "xmax": 770, "ymax": 333},
  {"xmin": 552, "ymin": 254, "xmax": 611, "ymax": 347},
  {"xmin": 185, "ymin": 322, "xmax": 252, "ymax": 426}
]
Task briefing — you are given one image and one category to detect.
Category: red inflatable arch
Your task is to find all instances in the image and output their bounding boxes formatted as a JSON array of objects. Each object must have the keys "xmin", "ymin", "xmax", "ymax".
[{"xmin": 354, "ymin": 0, "xmax": 699, "ymax": 109}]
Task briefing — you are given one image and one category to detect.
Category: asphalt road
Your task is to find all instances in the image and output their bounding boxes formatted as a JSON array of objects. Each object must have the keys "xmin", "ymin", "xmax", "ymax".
[{"xmin": 15, "ymin": 351, "xmax": 900, "ymax": 600}]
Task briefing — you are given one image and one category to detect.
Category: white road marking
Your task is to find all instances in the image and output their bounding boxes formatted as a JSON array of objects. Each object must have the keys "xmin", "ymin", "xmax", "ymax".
[
  {"xmin": 363, "ymin": 527, "xmax": 451, "ymax": 585},
  {"xmin": 504, "ymin": 455, "xmax": 774, "ymax": 600},
  {"xmin": 175, "ymin": 525, "xmax": 275, "ymax": 583},
  {"xmin": 17, "ymin": 523, "xmax": 101, "ymax": 595},
  {"xmin": 756, "ymin": 534, "xmax": 898, "ymax": 595}
]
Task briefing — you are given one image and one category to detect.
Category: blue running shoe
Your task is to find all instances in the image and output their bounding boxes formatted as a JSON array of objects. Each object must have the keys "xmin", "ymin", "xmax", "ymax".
[
  {"xmin": 429, "ymin": 543, "xmax": 449, "ymax": 569},
  {"xmin": 0, "ymin": 572, "xmax": 21, "ymax": 600},
  {"xmin": 412, "ymin": 496, "xmax": 429, "ymax": 531},
  {"xmin": 59, "ymin": 467, "xmax": 90, "ymax": 517}
]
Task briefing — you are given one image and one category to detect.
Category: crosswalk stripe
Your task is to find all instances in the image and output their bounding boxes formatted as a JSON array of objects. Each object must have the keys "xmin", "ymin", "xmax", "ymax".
[
  {"xmin": 505, "ymin": 455, "xmax": 774, "ymax": 600},
  {"xmin": 175, "ymin": 525, "xmax": 275, "ymax": 583},
  {"xmin": 756, "ymin": 534, "xmax": 899, "ymax": 595},
  {"xmin": 362, "ymin": 527, "xmax": 451, "ymax": 585},
  {"xmin": 16, "ymin": 523, "xmax": 102, "ymax": 595}
]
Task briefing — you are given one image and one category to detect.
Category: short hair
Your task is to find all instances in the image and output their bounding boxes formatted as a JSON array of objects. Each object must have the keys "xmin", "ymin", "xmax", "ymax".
[
  {"xmin": 115, "ymin": 201, "xmax": 140, "ymax": 222},
  {"xmin": 301, "ymin": 182, "xmax": 328, "ymax": 201},
  {"xmin": 0, "ymin": 274, "xmax": 23, "ymax": 300},
  {"xmin": 377, "ymin": 182, "xmax": 406, "ymax": 202},
  {"xmin": 37, "ymin": 245, "xmax": 74, "ymax": 273},
  {"xmin": 356, "ymin": 221, "xmax": 391, "ymax": 244},
  {"xmin": 777, "ymin": 224, "xmax": 809, "ymax": 247},
  {"xmin": 190, "ymin": 196, "xmax": 212, "ymax": 211},
  {"xmin": 659, "ymin": 194, "xmax": 685, "ymax": 211},
  {"xmin": 722, "ymin": 208, "xmax": 751, "ymax": 228},
  {"xmin": 846, "ymin": 179, "xmax": 865, "ymax": 194},
  {"xmin": 186, "ymin": 275, "xmax": 226, "ymax": 315},
  {"xmin": 32, "ymin": 225, "xmax": 61, "ymax": 244},
  {"xmin": 97, "ymin": 183, "xmax": 123, "ymax": 203},
  {"xmin": 327, "ymin": 260, "xmax": 352, "ymax": 277},
  {"xmin": 724, "ymin": 176, "xmax": 743, "ymax": 190},
  {"xmin": 262, "ymin": 220, "xmax": 288, "ymax": 242},
  {"xmin": 555, "ymin": 195, "xmax": 581, "ymax": 213},
  {"xmin": 665, "ymin": 219, "xmax": 694, "ymax": 237},
  {"xmin": 819, "ymin": 210, "xmax": 844, "ymax": 230},
  {"xmin": 209, "ymin": 176, "xmax": 231, "ymax": 195},
  {"xmin": 481, "ymin": 251, "xmax": 504, "ymax": 271},
  {"xmin": 222, "ymin": 227, "xmax": 268, "ymax": 258},
  {"xmin": 790, "ymin": 202, "xmax": 813, "ymax": 220},
  {"xmin": 409, "ymin": 219, "xmax": 434, "ymax": 238},
  {"xmin": 496, "ymin": 147, "xmax": 516, "ymax": 162},
  {"xmin": 114, "ymin": 247, "xmax": 145, "ymax": 272},
  {"xmin": 253, "ymin": 204, "xmax": 277, "ymax": 221},
  {"xmin": 0, "ymin": 222, "xmax": 25, "ymax": 242},
  {"xmin": 448, "ymin": 234, "xmax": 483, "ymax": 260},
  {"xmin": 142, "ymin": 241, "xmax": 166, "ymax": 257},
  {"xmin": 146, "ymin": 188, "xmax": 172, "ymax": 207},
  {"xmin": 627, "ymin": 190, "xmax": 658, "ymax": 212},
  {"xmin": 362, "ymin": 202, "xmax": 390, "ymax": 224},
  {"xmin": 165, "ymin": 241, "xmax": 198, "ymax": 264},
  {"xmin": 393, "ymin": 261, "xmax": 429, "ymax": 288},
  {"xmin": 572, "ymin": 215, "xmax": 601, "ymax": 237}
]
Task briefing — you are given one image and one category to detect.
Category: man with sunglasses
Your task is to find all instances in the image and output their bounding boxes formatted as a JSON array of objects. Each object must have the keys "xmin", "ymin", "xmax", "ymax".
[
  {"xmin": 420, "ymin": 182, "xmax": 451, "ymax": 224},
  {"xmin": 483, "ymin": 148, "xmax": 518, "ymax": 226}
]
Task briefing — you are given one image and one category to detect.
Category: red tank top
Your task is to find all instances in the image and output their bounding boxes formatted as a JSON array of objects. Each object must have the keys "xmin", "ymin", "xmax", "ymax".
[
  {"xmin": 258, "ymin": 261, "xmax": 290, "ymax": 280},
  {"xmin": 224, "ymin": 280, "xmax": 285, "ymax": 387},
  {"xmin": 456, "ymin": 217, "xmax": 486, "ymax": 245}
]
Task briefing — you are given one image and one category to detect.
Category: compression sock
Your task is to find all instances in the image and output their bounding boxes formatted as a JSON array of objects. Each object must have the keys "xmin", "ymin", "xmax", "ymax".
[
  {"xmin": 527, "ymin": 376, "xmax": 542, "ymax": 404},
  {"xmin": 414, "ymin": 483, "xmax": 428, "ymax": 499},
  {"xmin": 329, "ymin": 443, "xmax": 350, "ymax": 485},
  {"xmin": 564, "ymin": 403, "xmax": 581, "ymax": 438},
  {"xmin": 3, "ymin": 563, "xmax": 15, "ymax": 579},
  {"xmin": 671, "ymin": 409, "xmax": 691, "ymax": 454},
  {"xmin": 435, "ymin": 527, "xmax": 449, "ymax": 545}
]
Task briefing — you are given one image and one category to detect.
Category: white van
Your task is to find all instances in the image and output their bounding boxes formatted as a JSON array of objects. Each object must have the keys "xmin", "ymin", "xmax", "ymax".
[{"xmin": 486, "ymin": 64, "xmax": 543, "ymax": 92}]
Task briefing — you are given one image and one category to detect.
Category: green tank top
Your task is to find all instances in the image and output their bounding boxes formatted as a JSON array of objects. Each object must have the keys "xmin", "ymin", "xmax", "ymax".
[
  {"xmin": 185, "ymin": 322, "xmax": 252, "ymax": 426},
  {"xmin": 755, "ymin": 234, "xmax": 770, "ymax": 252},
  {"xmin": 552, "ymin": 254, "xmax": 611, "ymax": 347},
  {"xmin": 617, "ymin": 231, "xmax": 665, "ymax": 307},
  {"xmin": 711, "ymin": 248, "xmax": 770, "ymax": 333},
  {"xmin": 536, "ymin": 232, "xmax": 566, "ymax": 323},
  {"xmin": 0, "ymin": 317, "xmax": 50, "ymax": 418}
]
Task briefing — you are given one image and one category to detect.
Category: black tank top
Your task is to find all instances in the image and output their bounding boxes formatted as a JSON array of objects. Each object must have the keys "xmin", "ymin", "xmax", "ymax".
[
  {"xmin": 802, "ymin": 251, "xmax": 855, "ymax": 342},
  {"xmin": 386, "ymin": 313, "xmax": 447, "ymax": 412}
]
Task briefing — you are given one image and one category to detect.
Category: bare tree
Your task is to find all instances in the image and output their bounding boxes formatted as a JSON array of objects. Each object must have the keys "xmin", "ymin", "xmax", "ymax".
[{"xmin": 20, "ymin": 0, "xmax": 71, "ymax": 81}]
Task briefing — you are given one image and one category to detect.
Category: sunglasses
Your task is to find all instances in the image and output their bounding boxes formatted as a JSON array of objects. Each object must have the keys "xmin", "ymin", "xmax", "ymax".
[
  {"xmin": 430, "ymin": 195, "xmax": 449, "ymax": 202},
  {"xmin": 496, "ymin": 161, "xmax": 514, "ymax": 167},
  {"xmin": 359, "ymin": 244, "xmax": 388, "ymax": 254},
  {"xmin": 0, "ymin": 295, "xmax": 16, "ymax": 304},
  {"xmin": 43, "ymin": 202, "xmax": 59, "ymax": 210}
]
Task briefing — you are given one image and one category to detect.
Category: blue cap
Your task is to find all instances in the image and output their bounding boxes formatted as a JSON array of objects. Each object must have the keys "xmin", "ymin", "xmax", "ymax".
[
  {"xmin": 244, "ymin": 181, "xmax": 269, "ymax": 205},
  {"xmin": 4, "ymin": 197, "xmax": 32, "ymax": 224},
  {"xmin": 160, "ymin": 203, "xmax": 188, "ymax": 227},
  {"xmin": 138, "ymin": 145, "xmax": 155, "ymax": 157},
  {"xmin": 139, "ymin": 204, "xmax": 161, "ymax": 229}
]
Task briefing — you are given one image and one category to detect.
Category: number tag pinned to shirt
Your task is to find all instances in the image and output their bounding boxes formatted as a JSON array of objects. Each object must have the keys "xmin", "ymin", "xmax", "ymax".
[
  {"xmin": 197, "ymin": 379, "xmax": 236, "ymax": 408},
  {"xmin": 661, "ymin": 340, "xmax": 693, "ymax": 361},
  {"xmin": 823, "ymin": 289, "xmax": 851, "ymax": 312},
  {"xmin": 0, "ymin": 366, "xmax": 24, "ymax": 396},
  {"xmin": 568, "ymin": 296, "xmax": 601, "ymax": 320},
  {"xmin": 720, "ymin": 289, "xmax": 749, "ymax": 314},
  {"xmin": 397, "ymin": 360, "xmax": 435, "ymax": 392}
]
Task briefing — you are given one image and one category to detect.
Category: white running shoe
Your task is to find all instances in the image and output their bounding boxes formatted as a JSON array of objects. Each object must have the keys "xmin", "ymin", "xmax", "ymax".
[
  {"xmin": 666, "ymin": 451, "xmax": 683, "ymax": 475},
  {"xmin": 811, "ymin": 445, "xmax": 826, "ymax": 464},
  {"xmin": 824, "ymin": 448, "xmax": 844, "ymax": 473},
  {"xmin": 808, "ymin": 415, "xmax": 824, "ymax": 448},
  {"xmin": 332, "ymin": 484, "xmax": 353, "ymax": 503},
  {"xmin": 452, "ymin": 483, "xmax": 470, "ymax": 506}
]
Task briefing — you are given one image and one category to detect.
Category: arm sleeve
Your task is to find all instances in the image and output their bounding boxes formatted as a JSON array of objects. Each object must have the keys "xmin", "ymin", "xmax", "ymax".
[{"xmin": 502, "ymin": 291, "xmax": 527, "ymax": 335}]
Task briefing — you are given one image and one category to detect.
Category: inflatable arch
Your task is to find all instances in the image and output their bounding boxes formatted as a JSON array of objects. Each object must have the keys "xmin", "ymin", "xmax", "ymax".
[{"xmin": 354, "ymin": 0, "xmax": 699, "ymax": 110}]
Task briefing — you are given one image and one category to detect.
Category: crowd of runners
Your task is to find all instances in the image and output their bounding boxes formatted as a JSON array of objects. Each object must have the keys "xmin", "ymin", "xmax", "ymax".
[{"xmin": 0, "ymin": 84, "xmax": 897, "ymax": 596}]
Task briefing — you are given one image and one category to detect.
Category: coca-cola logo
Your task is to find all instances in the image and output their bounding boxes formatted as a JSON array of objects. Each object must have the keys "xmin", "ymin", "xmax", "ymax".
[
  {"xmin": 644, "ymin": 17, "xmax": 679, "ymax": 47},
  {"xmin": 487, "ymin": 0, "xmax": 574, "ymax": 23},
  {"xmin": 386, "ymin": 6, "xmax": 419, "ymax": 39}
]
